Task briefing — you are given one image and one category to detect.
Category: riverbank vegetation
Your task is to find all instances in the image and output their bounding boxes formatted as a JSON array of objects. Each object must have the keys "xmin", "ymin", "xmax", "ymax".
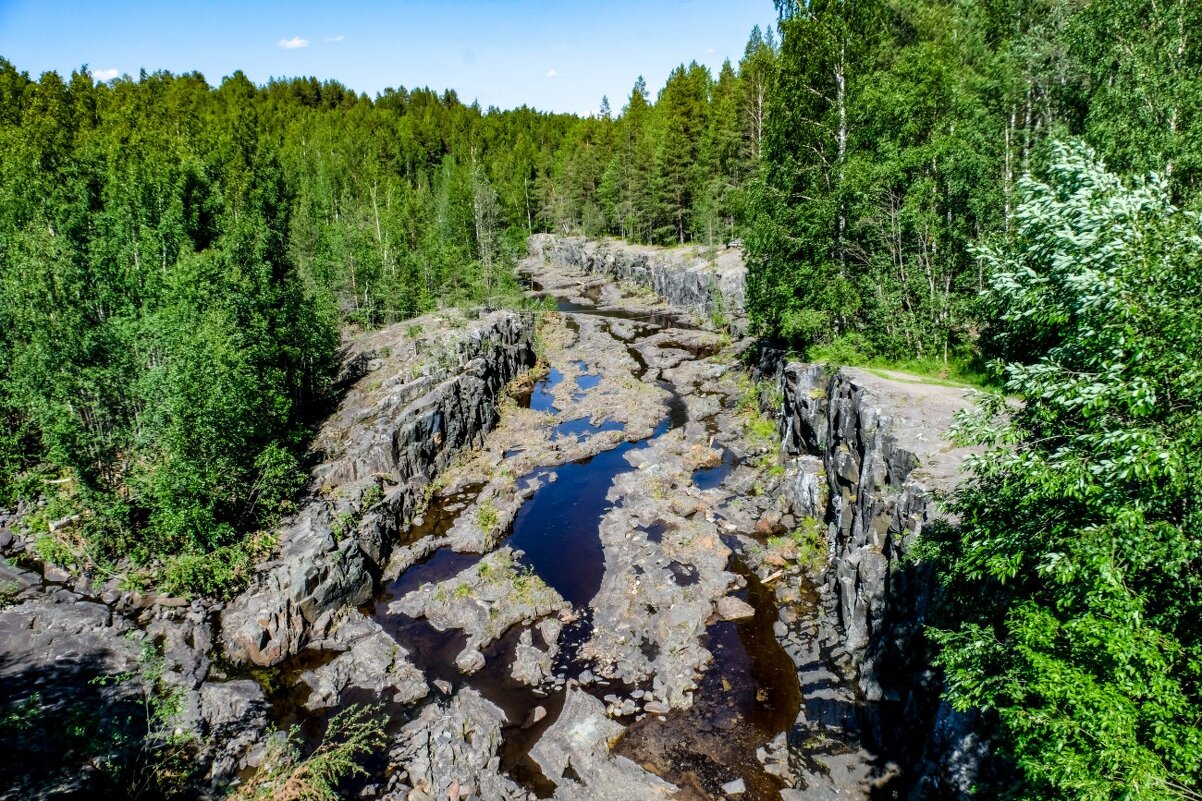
[{"xmin": 924, "ymin": 143, "xmax": 1202, "ymax": 800}]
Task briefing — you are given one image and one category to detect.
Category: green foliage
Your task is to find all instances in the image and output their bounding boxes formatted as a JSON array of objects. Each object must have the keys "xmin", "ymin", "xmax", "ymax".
[
  {"xmin": 746, "ymin": 0, "xmax": 1202, "ymax": 367},
  {"xmin": 158, "ymin": 541, "xmax": 256, "ymax": 599},
  {"xmin": 928, "ymin": 143, "xmax": 1202, "ymax": 800},
  {"xmin": 768, "ymin": 517, "xmax": 828, "ymax": 573},
  {"xmin": 32, "ymin": 534, "xmax": 74, "ymax": 567},
  {"xmin": 477, "ymin": 499, "xmax": 499, "ymax": 531},
  {"xmin": 231, "ymin": 704, "xmax": 386, "ymax": 801},
  {"xmin": 359, "ymin": 482, "xmax": 384, "ymax": 511},
  {"xmin": 0, "ymin": 692, "xmax": 42, "ymax": 734}
]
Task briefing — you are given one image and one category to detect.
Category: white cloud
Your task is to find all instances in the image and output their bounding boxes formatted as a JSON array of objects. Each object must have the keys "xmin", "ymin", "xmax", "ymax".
[
  {"xmin": 705, "ymin": 47, "xmax": 716, "ymax": 54},
  {"xmin": 545, "ymin": 69, "xmax": 559, "ymax": 79},
  {"xmin": 276, "ymin": 36, "xmax": 310, "ymax": 49},
  {"xmin": 91, "ymin": 68, "xmax": 120, "ymax": 81},
  {"xmin": 325, "ymin": 34, "xmax": 345, "ymax": 42}
]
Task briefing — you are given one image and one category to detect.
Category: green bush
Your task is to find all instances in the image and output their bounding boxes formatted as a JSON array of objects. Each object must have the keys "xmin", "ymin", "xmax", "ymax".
[
  {"xmin": 928, "ymin": 143, "xmax": 1202, "ymax": 800},
  {"xmin": 159, "ymin": 542, "xmax": 255, "ymax": 599}
]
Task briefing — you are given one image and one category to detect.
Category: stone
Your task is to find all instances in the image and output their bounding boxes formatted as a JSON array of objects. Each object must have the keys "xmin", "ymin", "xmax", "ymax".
[
  {"xmin": 198, "ymin": 680, "xmax": 269, "ymax": 778},
  {"xmin": 297, "ymin": 615, "xmax": 427, "ymax": 710},
  {"xmin": 512, "ymin": 626, "xmax": 558, "ymax": 686},
  {"xmin": 529, "ymin": 234, "xmax": 746, "ymax": 335},
  {"xmin": 714, "ymin": 595, "xmax": 755, "ymax": 622},
  {"xmin": 221, "ymin": 311, "xmax": 537, "ymax": 667},
  {"xmin": 0, "ymin": 597, "xmax": 145, "ymax": 798},
  {"xmin": 721, "ymin": 778, "xmax": 746, "ymax": 795},
  {"xmin": 390, "ymin": 548, "xmax": 569, "ymax": 675},
  {"xmin": 455, "ymin": 648, "xmax": 486, "ymax": 674},
  {"xmin": 776, "ymin": 360, "xmax": 984, "ymax": 795},
  {"xmin": 0, "ymin": 559, "xmax": 38, "ymax": 595},
  {"xmin": 387, "ymin": 688, "xmax": 527, "ymax": 801},
  {"xmin": 530, "ymin": 689, "xmax": 677, "ymax": 799},
  {"xmin": 42, "ymin": 563, "xmax": 72, "ymax": 583},
  {"xmin": 524, "ymin": 705, "xmax": 547, "ymax": 727}
]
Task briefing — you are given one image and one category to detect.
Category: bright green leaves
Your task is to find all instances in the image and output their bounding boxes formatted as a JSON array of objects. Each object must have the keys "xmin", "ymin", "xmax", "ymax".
[
  {"xmin": 746, "ymin": 0, "xmax": 997, "ymax": 362},
  {"xmin": 0, "ymin": 69, "xmax": 336, "ymax": 591},
  {"xmin": 930, "ymin": 144, "xmax": 1202, "ymax": 800}
]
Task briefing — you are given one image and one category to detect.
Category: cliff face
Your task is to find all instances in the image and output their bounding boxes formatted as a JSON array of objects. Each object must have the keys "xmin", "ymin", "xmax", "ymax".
[
  {"xmin": 528, "ymin": 234, "xmax": 746, "ymax": 330},
  {"xmin": 221, "ymin": 309, "xmax": 536, "ymax": 666},
  {"xmin": 776, "ymin": 362, "xmax": 989, "ymax": 797}
]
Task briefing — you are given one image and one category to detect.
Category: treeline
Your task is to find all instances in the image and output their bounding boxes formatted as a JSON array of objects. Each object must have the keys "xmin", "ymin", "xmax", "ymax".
[
  {"xmin": 746, "ymin": 0, "xmax": 1201, "ymax": 364},
  {"xmin": 0, "ymin": 63, "xmax": 570, "ymax": 591},
  {"xmin": 533, "ymin": 26, "xmax": 778, "ymax": 246}
]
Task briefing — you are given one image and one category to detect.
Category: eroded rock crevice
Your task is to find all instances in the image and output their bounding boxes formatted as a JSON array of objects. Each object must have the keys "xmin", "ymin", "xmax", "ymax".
[{"xmin": 767, "ymin": 361, "xmax": 987, "ymax": 799}]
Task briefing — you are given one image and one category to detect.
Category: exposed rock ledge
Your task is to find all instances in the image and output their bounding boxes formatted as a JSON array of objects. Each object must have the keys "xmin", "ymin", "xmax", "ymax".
[
  {"xmin": 775, "ymin": 362, "xmax": 988, "ymax": 798},
  {"xmin": 528, "ymin": 233, "xmax": 746, "ymax": 331},
  {"xmin": 780, "ymin": 363, "xmax": 976, "ymax": 698},
  {"xmin": 221, "ymin": 309, "xmax": 536, "ymax": 667}
]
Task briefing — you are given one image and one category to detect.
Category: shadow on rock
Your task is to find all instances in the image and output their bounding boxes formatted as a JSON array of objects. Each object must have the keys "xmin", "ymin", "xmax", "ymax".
[{"xmin": 0, "ymin": 648, "xmax": 182, "ymax": 801}]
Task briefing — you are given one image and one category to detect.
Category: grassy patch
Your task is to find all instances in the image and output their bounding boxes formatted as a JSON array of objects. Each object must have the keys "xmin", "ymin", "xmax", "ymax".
[
  {"xmin": 806, "ymin": 336, "xmax": 998, "ymax": 389},
  {"xmin": 767, "ymin": 517, "xmax": 828, "ymax": 573},
  {"xmin": 158, "ymin": 530, "xmax": 276, "ymax": 599},
  {"xmin": 477, "ymin": 499, "xmax": 499, "ymax": 531}
]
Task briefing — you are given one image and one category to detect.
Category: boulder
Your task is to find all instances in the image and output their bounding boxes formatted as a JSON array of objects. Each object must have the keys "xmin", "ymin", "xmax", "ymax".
[{"xmin": 714, "ymin": 595, "xmax": 755, "ymax": 622}]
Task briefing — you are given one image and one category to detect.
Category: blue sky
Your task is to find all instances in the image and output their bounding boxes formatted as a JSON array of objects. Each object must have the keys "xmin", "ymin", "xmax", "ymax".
[{"xmin": 0, "ymin": 1, "xmax": 777, "ymax": 115}]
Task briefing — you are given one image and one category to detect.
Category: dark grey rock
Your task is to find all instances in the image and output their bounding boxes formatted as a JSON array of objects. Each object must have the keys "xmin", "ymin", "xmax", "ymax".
[
  {"xmin": 388, "ymin": 547, "xmax": 569, "ymax": 674},
  {"xmin": 774, "ymin": 362, "xmax": 985, "ymax": 797},
  {"xmin": 297, "ymin": 614, "xmax": 427, "ymax": 710},
  {"xmin": 198, "ymin": 680, "xmax": 269, "ymax": 780},
  {"xmin": 221, "ymin": 310, "xmax": 536, "ymax": 667},
  {"xmin": 529, "ymin": 234, "xmax": 746, "ymax": 334},
  {"xmin": 386, "ymin": 688, "xmax": 526, "ymax": 801}
]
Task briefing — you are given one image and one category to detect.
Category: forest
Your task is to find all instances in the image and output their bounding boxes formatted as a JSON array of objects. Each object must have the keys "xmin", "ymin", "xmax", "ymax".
[{"xmin": 1, "ymin": 0, "xmax": 1200, "ymax": 798}]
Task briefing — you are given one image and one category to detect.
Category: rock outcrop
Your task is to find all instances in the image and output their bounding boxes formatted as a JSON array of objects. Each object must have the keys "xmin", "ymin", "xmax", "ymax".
[
  {"xmin": 222, "ymin": 309, "xmax": 536, "ymax": 667},
  {"xmin": 384, "ymin": 688, "xmax": 528, "ymax": 801},
  {"xmin": 387, "ymin": 546, "xmax": 570, "ymax": 674},
  {"xmin": 774, "ymin": 362, "xmax": 985, "ymax": 797},
  {"xmin": 0, "ymin": 590, "xmax": 270, "ymax": 801},
  {"xmin": 528, "ymin": 234, "xmax": 745, "ymax": 332},
  {"xmin": 531, "ymin": 689, "xmax": 679, "ymax": 800},
  {"xmin": 297, "ymin": 612, "xmax": 427, "ymax": 711},
  {"xmin": 779, "ymin": 363, "xmax": 974, "ymax": 700}
]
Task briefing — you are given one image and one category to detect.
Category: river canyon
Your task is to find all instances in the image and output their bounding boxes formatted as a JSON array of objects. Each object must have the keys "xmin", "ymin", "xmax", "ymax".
[{"xmin": 0, "ymin": 237, "xmax": 980, "ymax": 801}]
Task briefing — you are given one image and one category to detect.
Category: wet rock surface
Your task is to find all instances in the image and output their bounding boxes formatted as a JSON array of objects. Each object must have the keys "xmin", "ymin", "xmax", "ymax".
[
  {"xmin": 2, "ymin": 236, "xmax": 979, "ymax": 801},
  {"xmin": 388, "ymin": 547, "xmax": 571, "ymax": 674}
]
